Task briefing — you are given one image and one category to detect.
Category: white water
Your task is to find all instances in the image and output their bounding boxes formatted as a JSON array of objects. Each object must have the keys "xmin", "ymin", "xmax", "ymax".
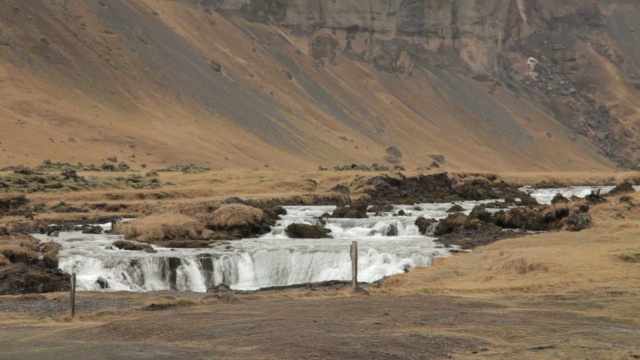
[
  {"xmin": 34, "ymin": 184, "xmax": 627, "ymax": 293},
  {"xmin": 33, "ymin": 201, "xmax": 496, "ymax": 293},
  {"xmin": 522, "ymin": 185, "xmax": 640, "ymax": 205}
]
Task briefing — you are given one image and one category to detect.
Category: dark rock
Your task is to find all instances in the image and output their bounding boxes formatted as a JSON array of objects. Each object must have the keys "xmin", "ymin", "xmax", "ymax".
[
  {"xmin": 42, "ymin": 255, "xmax": 58, "ymax": 269},
  {"xmin": 223, "ymin": 197, "xmax": 245, "ymax": 205},
  {"xmin": 551, "ymin": 193, "xmax": 570, "ymax": 204},
  {"xmin": 210, "ymin": 60, "xmax": 222, "ymax": 72},
  {"xmin": 468, "ymin": 205, "xmax": 493, "ymax": 223},
  {"xmin": 415, "ymin": 216, "xmax": 436, "ymax": 235},
  {"xmin": 446, "ymin": 204, "xmax": 465, "ymax": 213},
  {"xmin": 565, "ymin": 213, "xmax": 592, "ymax": 231},
  {"xmin": 620, "ymin": 196, "xmax": 633, "ymax": 203},
  {"xmin": 434, "ymin": 213, "xmax": 468, "ymax": 236},
  {"xmin": 118, "ymin": 162, "xmax": 130, "ymax": 171},
  {"xmin": 585, "ymin": 190, "xmax": 606, "ymax": 204},
  {"xmin": 82, "ymin": 225, "xmax": 103, "ymax": 234},
  {"xmin": 0, "ymin": 263, "xmax": 70, "ymax": 295},
  {"xmin": 385, "ymin": 146, "xmax": 402, "ymax": 158},
  {"xmin": 112, "ymin": 240, "xmax": 154, "ymax": 252},
  {"xmin": 368, "ymin": 204, "xmax": 393, "ymax": 213},
  {"xmin": 385, "ymin": 224, "xmax": 398, "ymax": 236},
  {"xmin": 52, "ymin": 202, "xmax": 89, "ymax": 213},
  {"xmin": 608, "ymin": 182, "xmax": 635, "ymax": 196},
  {"xmin": 285, "ymin": 224, "xmax": 332, "ymax": 239},
  {"xmin": 97, "ymin": 277, "xmax": 109, "ymax": 289},
  {"xmin": 208, "ymin": 283, "xmax": 232, "ymax": 294},
  {"xmin": 397, "ymin": 210, "xmax": 406, "ymax": 216}
]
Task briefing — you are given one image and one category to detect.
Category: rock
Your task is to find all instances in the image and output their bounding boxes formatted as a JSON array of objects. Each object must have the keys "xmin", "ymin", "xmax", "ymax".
[
  {"xmin": 446, "ymin": 204, "xmax": 465, "ymax": 213},
  {"xmin": 551, "ymin": 193, "xmax": 569, "ymax": 204},
  {"xmin": 607, "ymin": 182, "xmax": 635, "ymax": 196},
  {"xmin": 0, "ymin": 194, "xmax": 29, "ymax": 216},
  {"xmin": 585, "ymin": 190, "xmax": 606, "ymax": 204},
  {"xmin": 112, "ymin": 240, "xmax": 154, "ymax": 252},
  {"xmin": 565, "ymin": 213, "xmax": 592, "ymax": 231},
  {"xmin": 222, "ymin": 197, "xmax": 246, "ymax": 205},
  {"xmin": 97, "ymin": 277, "xmax": 109, "ymax": 289},
  {"xmin": 82, "ymin": 225, "xmax": 103, "ymax": 234},
  {"xmin": 468, "ymin": 205, "xmax": 493, "ymax": 222},
  {"xmin": 209, "ymin": 204, "xmax": 268, "ymax": 237},
  {"xmin": 332, "ymin": 200, "xmax": 368, "ymax": 219},
  {"xmin": 434, "ymin": 213, "xmax": 468, "ymax": 236},
  {"xmin": 118, "ymin": 162, "xmax": 130, "ymax": 171},
  {"xmin": 368, "ymin": 204, "xmax": 393, "ymax": 213},
  {"xmin": 0, "ymin": 263, "xmax": 70, "ymax": 295},
  {"xmin": 210, "ymin": 60, "xmax": 222, "ymax": 72},
  {"xmin": 385, "ymin": 146, "xmax": 402, "ymax": 158},
  {"xmin": 285, "ymin": 224, "xmax": 332, "ymax": 239},
  {"xmin": 385, "ymin": 224, "xmax": 398, "ymax": 236},
  {"xmin": 415, "ymin": 216, "xmax": 436, "ymax": 235},
  {"xmin": 5, "ymin": 220, "xmax": 49, "ymax": 235},
  {"xmin": 429, "ymin": 154, "xmax": 446, "ymax": 164},
  {"xmin": 42, "ymin": 255, "xmax": 58, "ymax": 269},
  {"xmin": 208, "ymin": 283, "xmax": 232, "ymax": 294},
  {"xmin": 52, "ymin": 202, "xmax": 89, "ymax": 213}
]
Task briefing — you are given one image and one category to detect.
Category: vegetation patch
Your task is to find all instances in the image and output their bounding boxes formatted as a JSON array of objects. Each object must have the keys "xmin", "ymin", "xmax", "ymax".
[{"xmin": 620, "ymin": 253, "xmax": 640, "ymax": 263}]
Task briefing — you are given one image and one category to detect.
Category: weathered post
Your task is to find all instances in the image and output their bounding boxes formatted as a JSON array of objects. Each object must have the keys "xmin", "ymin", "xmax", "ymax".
[
  {"xmin": 350, "ymin": 241, "xmax": 358, "ymax": 291},
  {"xmin": 70, "ymin": 272, "xmax": 76, "ymax": 318}
]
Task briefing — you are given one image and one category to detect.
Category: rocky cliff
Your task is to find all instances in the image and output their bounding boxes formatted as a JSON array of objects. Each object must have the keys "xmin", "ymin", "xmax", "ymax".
[{"xmin": 0, "ymin": 0, "xmax": 638, "ymax": 171}]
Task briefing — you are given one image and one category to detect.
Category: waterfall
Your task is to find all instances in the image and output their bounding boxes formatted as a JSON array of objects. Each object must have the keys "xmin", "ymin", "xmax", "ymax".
[{"xmin": 33, "ymin": 199, "xmax": 508, "ymax": 292}]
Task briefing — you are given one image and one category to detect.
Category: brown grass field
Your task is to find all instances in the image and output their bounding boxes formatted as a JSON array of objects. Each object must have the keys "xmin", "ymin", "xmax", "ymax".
[{"xmin": 0, "ymin": 170, "xmax": 639, "ymax": 359}]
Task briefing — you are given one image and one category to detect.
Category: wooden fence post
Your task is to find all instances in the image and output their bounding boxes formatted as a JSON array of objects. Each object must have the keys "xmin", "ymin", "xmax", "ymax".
[
  {"xmin": 350, "ymin": 241, "xmax": 358, "ymax": 291},
  {"xmin": 70, "ymin": 272, "xmax": 76, "ymax": 318}
]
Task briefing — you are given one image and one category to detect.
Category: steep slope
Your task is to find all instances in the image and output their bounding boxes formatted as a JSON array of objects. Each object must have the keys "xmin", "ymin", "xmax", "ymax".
[{"xmin": 0, "ymin": 0, "xmax": 637, "ymax": 171}]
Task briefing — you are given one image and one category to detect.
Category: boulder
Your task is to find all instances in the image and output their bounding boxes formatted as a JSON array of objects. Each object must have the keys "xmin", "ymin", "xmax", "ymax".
[
  {"xmin": 446, "ymin": 204, "xmax": 465, "ymax": 213},
  {"xmin": 385, "ymin": 224, "xmax": 398, "ymax": 236},
  {"xmin": 565, "ymin": 213, "xmax": 592, "ymax": 231},
  {"xmin": 210, "ymin": 204, "xmax": 267, "ymax": 237},
  {"xmin": 285, "ymin": 224, "xmax": 332, "ymax": 239},
  {"xmin": 415, "ymin": 216, "xmax": 436, "ymax": 235},
  {"xmin": 468, "ymin": 205, "xmax": 493, "ymax": 223},
  {"xmin": 434, "ymin": 213, "xmax": 468, "ymax": 236},
  {"xmin": 608, "ymin": 182, "xmax": 635, "ymax": 196},
  {"xmin": 368, "ymin": 204, "xmax": 394, "ymax": 213},
  {"xmin": 112, "ymin": 240, "xmax": 155, "ymax": 252},
  {"xmin": 82, "ymin": 225, "xmax": 103, "ymax": 234},
  {"xmin": 551, "ymin": 193, "xmax": 569, "ymax": 204}
]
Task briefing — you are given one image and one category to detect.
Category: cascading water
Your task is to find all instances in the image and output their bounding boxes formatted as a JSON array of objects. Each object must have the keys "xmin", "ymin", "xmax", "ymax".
[
  {"xmin": 33, "ymin": 186, "xmax": 619, "ymax": 293},
  {"xmin": 34, "ymin": 201, "xmax": 492, "ymax": 293},
  {"xmin": 522, "ymin": 185, "xmax": 640, "ymax": 205}
]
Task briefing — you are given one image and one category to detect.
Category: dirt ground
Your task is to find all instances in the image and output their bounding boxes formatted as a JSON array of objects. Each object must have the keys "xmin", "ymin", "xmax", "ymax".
[{"xmin": 0, "ymin": 291, "xmax": 638, "ymax": 359}]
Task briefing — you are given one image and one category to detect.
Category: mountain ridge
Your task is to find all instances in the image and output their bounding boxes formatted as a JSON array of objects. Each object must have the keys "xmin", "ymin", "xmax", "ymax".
[{"xmin": 0, "ymin": 0, "xmax": 638, "ymax": 171}]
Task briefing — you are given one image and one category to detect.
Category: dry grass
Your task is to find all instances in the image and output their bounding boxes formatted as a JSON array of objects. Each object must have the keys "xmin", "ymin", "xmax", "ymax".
[
  {"xmin": 0, "ymin": 253, "xmax": 9, "ymax": 267},
  {"xmin": 113, "ymin": 214, "xmax": 204, "ymax": 242},
  {"xmin": 208, "ymin": 204, "xmax": 263, "ymax": 229},
  {"xmin": 378, "ymin": 192, "xmax": 640, "ymax": 298}
]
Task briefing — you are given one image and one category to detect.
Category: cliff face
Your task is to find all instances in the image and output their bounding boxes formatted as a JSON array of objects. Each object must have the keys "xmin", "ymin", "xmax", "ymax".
[
  {"xmin": 209, "ymin": 0, "xmax": 640, "ymax": 167},
  {"xmin": 0, "ymin": 0, "xmax": 638, "ymax": 171}
]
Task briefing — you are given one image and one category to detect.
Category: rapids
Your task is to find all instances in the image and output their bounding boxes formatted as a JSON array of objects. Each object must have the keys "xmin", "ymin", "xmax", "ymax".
[{"xmin": 33, "ymin": 186, "xmax": 631, "ymax": 293}]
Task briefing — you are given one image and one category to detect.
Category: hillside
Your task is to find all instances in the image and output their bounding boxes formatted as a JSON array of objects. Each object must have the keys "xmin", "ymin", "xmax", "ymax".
[{"xmin": 0, "ymin": 0, "xmax": 639, "ymax": 171}]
